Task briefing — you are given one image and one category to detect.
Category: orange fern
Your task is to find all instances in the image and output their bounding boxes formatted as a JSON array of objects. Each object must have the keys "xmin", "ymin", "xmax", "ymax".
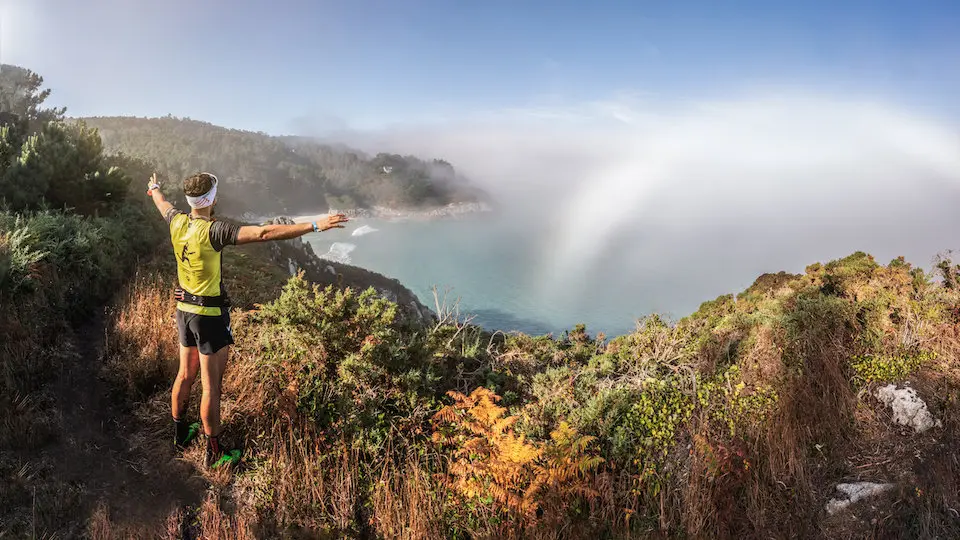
[{"xmin": 432, "ymin": 388, "xmax": 604, "ymax": 524}]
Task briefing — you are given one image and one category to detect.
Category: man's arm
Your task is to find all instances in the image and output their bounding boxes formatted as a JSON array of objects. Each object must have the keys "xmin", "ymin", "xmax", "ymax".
[
  {"xmin": 235, "ymin": 213, "xmax": 349, "ymax": 245},
  {"xmin": 146, "ymin": 173, "xmax": 175, "ymax": 218}
]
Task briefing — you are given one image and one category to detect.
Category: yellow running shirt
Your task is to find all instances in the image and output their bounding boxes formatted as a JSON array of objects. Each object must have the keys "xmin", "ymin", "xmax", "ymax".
[{"xmin": 165, "ymin": 209, "xmax": 240, "ymax": 316}]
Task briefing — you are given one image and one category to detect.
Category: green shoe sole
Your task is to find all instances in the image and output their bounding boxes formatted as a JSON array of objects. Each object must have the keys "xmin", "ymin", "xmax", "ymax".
[
  {"xmin": 212, "ymin": 449, "xmax": 242, "ymax": 469},
  {"xmin": 174, "ymin": 422, "xmax": 203, "ymax": 449}
]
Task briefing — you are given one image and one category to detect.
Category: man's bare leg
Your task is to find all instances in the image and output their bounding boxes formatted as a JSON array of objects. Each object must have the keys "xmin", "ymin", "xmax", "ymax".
[
  {"xmin": 172, "ymin": 345, "xmax": 200, "ymax": 420},
  {"xmin": 199, "ymin": 345, "xmax": 230, "ymax": 437}
]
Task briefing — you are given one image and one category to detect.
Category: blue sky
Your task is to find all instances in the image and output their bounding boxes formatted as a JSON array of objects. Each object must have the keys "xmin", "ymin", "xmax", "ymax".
[{"xmin": 2, "ymin": 0, "xmax": 959, "ymax": 134}]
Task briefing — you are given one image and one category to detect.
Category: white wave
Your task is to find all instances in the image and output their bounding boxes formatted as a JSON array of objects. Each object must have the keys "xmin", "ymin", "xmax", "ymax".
[
  {"xmin": 351, "ymin": 225, "xmax": 379, "ymax": 237},
  {"xmin": 318, "ymin": 242, "xmax": 356, "ymax": 264}
]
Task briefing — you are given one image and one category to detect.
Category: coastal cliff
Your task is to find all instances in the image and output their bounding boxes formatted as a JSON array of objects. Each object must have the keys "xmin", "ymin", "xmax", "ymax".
[{"xmin": 262, "ymin": 216, "xmax": 437, "ymax": 324}]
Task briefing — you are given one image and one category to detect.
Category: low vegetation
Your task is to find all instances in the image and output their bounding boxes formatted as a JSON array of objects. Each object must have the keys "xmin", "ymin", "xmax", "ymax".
[{"xmin": 96, "ymin": 250, "xmax": 960, "ymax": 539}]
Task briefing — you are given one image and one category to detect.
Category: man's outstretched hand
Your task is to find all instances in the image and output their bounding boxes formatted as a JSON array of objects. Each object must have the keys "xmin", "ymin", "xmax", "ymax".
[
  {"xmin": 237, "ymin": 212, "xmax": 349, "ymax": 244},
  {"xmin": 318, "ymin": 213, "xmax": 349, "ymax": 231},
  {"xmin": 146, "ymin": 173, "xmax": 161, "ymax": 196},
  {"xmin": 146, "ymin": 172, "xmax": 174, "ymax": 216}
]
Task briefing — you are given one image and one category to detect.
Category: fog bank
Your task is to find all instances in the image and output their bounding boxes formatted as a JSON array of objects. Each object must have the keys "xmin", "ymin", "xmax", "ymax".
[{"xmin": 305, "ymin": 93, "xmax": 960, "ymax": 321}]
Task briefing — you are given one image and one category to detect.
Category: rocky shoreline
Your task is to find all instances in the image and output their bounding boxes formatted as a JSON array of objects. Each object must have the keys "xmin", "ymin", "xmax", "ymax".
[
  {"xmin": 239, "ymin": 201, "xmax": 493, "ymax": 225},
  {"xmin": 335, "ymin": 201, "xmax": 494, "ymax": 220}
]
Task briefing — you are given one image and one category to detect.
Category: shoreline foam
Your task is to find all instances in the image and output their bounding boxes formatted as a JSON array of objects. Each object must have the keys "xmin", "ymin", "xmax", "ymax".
[{"xmin": 289, "ymin": 201, "xmax": 493, "ymax": 224}]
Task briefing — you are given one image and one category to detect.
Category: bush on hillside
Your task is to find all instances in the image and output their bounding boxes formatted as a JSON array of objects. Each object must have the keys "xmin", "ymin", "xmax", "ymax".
[{"xmin": 0, "ymin": 121, "xmax": 129, "ymax": 214}]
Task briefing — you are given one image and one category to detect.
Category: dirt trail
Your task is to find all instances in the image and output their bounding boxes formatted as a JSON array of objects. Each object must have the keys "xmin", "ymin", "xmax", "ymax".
[{"xmin": 39, "ymin": 309, "xmax": 204, "ymax": 536}]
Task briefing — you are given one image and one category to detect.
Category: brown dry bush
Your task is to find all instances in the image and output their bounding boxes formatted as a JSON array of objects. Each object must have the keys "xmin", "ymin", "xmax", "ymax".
[
  {"xmin": 86, "ymin": 501, "xmax": 181, "ymax": 540},
  {"xmin": 197, "ymin": 491, "xmax": 259, "ymax": 540},
  {"xmin": 370, "ymin": 451, "xmax": 449, "ymax": 540},
  {"xmin": 103, "ymin": 270, "xmax": 180, "ymax": 400}
]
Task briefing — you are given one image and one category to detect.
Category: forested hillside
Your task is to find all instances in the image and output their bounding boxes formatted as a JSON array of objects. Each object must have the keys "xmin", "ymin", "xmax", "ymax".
[{"xmin": 77, "ymin": 115, "xmax": 488, "ymax": 216}]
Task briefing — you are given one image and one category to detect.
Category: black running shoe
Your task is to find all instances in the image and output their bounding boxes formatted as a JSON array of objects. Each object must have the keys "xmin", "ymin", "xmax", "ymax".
[{"xmin": 174, "ymin": 419, "xmax": 202, "ymax": 451}]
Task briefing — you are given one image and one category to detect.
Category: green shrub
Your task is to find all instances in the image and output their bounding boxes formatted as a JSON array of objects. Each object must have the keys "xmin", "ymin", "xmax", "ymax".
[
  {"xmin": 850, "ymin": 349, "xmax": 935, "ymax": 384},
  {"xmin": 820, "ymin": 251, "xmax": 880, "ymax": 297},
  {"xmin": 251, "ymin": 276, "xmax": 447, "ymax": 452},
  {"xmin": 0, "ymin": 223, "xmax": 47, "ymax": 293},
  {"xmin": 0, "ymin": 207, "xmax": 161, "ymax": 317},
  {"xmin": 620, "ymin": 377, "xmax": 694, "ymax": 463},
  {"xmin": 1, "ymin": 121, "xmax": 128, "ymax": 214},
  {"xmin": 698, "ymin": 365, "xmax": 779, "ymax": 438}
]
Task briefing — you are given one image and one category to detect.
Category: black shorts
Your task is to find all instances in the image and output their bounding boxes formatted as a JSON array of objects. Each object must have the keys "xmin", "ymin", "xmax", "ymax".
[{"xmin": 176, "ymin": 308, "xmax": 234, "ymax": 355}]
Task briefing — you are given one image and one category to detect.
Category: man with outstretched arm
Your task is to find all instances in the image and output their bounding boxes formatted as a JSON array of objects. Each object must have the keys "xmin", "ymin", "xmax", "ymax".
[{"xmin": 146, "ymin": 172, "xmax": 348, "ymax": 468}]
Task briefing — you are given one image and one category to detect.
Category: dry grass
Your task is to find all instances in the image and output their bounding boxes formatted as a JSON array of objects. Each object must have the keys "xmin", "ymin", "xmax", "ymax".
[
  {"xmin": 234, "ymin": 426, "xmax": 361, "ymax": 534},
  {"xmin": 196, "ymin": 491, "xmax": 259, "ymax": 540},
  {"xmin": 739, "ymin": 322, "xmax": 786, "ymax": 386},
  {"xmin": 370, "ymin": 452, "xmax": 449, "ymax": 540},
  {"xmin": 85, "ymin": 496, "xmax": 262, "ymax": 540},
  {"xmin": 590, "ymin": 469, "xmax": 649, "ymax": 538},
  {"xmin": 86, "ymin": 502, "xmax": 166, "ymax": 540},
  {"xmin": 103, "ymin": 270, "xmax": 180, "ymax": 400}
]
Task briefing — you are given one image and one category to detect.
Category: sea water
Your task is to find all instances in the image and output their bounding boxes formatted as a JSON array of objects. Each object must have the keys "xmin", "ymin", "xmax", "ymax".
[
  {"xmin": 304, "ymin": 207, "xmax": 739, "ymax": 337},
  {"xmin": 303, "ymin": 186, "xmax": 960, "ymax": 338},
  {"xmin": 307, "ymin": 211, "xmax": 616, "ymax": 335}
]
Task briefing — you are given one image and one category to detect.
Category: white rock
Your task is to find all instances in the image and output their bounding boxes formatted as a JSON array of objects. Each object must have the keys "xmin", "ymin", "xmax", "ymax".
[
  {"xmin": 287, "ymin": 258, "xmax": 298, "ymax": 276},
  {"xmin": 826, "ymin": 482, "xmax": 895, "ymax": 515},
  {"xmin": 874, "ymin": 385, "xmax": 942, "ymax": 433},
  {"xmin": 325, "ymin": 265, "xmax": 336, "ymax": 275}
]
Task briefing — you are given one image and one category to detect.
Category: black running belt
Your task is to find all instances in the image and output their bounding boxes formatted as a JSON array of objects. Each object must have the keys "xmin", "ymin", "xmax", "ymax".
[{"xmin": 174, "ymin": 286, "xmax": 230, "ymax": 308}]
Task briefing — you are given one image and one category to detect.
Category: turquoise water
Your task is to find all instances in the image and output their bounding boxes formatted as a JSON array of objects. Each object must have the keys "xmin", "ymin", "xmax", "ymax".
[
  {"xmin": 303, "ymin": 208, "xmax": 704, "ymax": 337},
  {"xmin": 302, "ymin": 190, "xmax": 960, "ymax": 338}
]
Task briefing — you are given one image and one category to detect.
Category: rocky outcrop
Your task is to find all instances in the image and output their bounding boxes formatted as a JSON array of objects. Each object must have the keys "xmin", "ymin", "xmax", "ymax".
[
  {"xmin": 311, "ymin": 201, "xmax": 493, "ymax": 221},
  {"xmin": 875, "ymin": 384, "xmax": 943, "ymax": 433},
  {"xmin": 825, "ymin": 482, "xmax": 895, "ymax": 515}
]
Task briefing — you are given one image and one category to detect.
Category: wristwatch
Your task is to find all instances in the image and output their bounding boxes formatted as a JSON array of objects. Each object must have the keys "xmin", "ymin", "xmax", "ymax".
[{"xmin": 312, "ymin": 221, "xmax": 320, "ymax": 232}]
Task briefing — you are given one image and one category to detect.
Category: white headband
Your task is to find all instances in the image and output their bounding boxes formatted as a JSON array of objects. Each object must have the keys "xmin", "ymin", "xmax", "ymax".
[{"xmin": 185, "ymin": 173, "xmax": 218, "ymax": 209}]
